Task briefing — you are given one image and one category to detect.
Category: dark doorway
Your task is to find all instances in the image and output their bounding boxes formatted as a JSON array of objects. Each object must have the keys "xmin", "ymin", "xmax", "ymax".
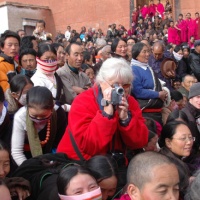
[{"xmin": 136, "ymin": 0, "xmax": 149, "ymax": 7}]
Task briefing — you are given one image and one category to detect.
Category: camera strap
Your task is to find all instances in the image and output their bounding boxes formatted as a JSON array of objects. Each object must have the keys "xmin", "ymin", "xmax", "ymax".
[{"xmin": 68, "ymin": 129, "xmax": 85, "ymax": 163}]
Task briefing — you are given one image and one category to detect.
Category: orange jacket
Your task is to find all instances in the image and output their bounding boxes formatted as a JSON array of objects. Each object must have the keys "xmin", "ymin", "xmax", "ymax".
[{"xmin": 0, "ymin": 56, "xmax": 16, "ymax": 92}]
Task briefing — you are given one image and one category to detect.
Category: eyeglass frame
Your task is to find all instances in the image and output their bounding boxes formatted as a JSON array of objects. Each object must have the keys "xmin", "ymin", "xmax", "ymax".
[{"xmin": 172, "ymin": 136, "xmax": 195, "ymax": 142}]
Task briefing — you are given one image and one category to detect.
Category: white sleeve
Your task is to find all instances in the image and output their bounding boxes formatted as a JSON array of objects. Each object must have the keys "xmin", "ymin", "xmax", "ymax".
[{"xmin": 11, "ymin": 107, "xmax": 27, "ymax": 166}]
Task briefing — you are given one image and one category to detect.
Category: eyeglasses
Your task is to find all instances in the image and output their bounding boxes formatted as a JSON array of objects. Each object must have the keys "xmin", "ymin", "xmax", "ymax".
[
  {"xmin": 104, "ymin": 79, "xmax": 131, "ymax": 90},
  {"xmin": 172, "ymin": 136, "xmax": 195, "ymax": 142}
]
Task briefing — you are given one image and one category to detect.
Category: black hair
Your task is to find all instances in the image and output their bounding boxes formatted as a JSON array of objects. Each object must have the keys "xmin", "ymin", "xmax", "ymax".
[
  {"xmin": 20, "ymin": 36, "xmax": 37, "ymax": 52},
  {"xmin": 111, "ymin": 38, "xmax": 127, "ymax": 53},
  {"xmin": 166, "ymin": 110, "xmax": 189, "ymax": 124},
  {"xmin": 0, "ymin": 140, "xmax": 10, "ymax": 154},
  {"xmin": 174, "ymin": 45, "xmax": 182, "ymax": 53},
  {"xmin": 52, "ymin": 43, "xmax": 64, "ymax": 52},
  {"xmin": 57, "ymin": 165, "xmax": 96, "ymax": 195},
  {"xmin": 19, "ymin": 48, "xmax": 37, "ymax": 66},
  {"xmin": 0, "ymin": 86, "xmax": 4, "ymax": 103},
  {"xmin": 158, "ymin": 121, "xmax": 189, "ymax": 148},
  {"xmin": 65, "ymin": 42, "xmax": 82, "ymax": 55},
  {"xmin": 0, "ymin": 30, "xmax": 20, "ymax": 48},
  {"xmin": 170, "ymin": 90, "xmax": 183, "ymax": 102},
  {"xmin": 70, "ymin": 36, "xmax": 82, "ymax": 43},
  {"xmin": 179, "ymin": 14, "xmax": 183, "ymax": 17},
  {"xmin": 37, "ymin": 43, "xmax": 57, "ymax": 58},
  {"xmin": 10, "ymin": 75, "xmax": 33, "ymax": 94},
  {"xmin": 166, "ymin": 44, "xmax": 173, "ymax": 50},
  {"xmin": 83, "ymin": 51, "xmax": 92, "ymax": 63},
  {"xmin": 172, "ymin": 78, "xmax": 181, "ymax": 83},
  {"xmin": 27, "ymin": 86, "xmax": 54, "ymax": 110},
  {"xmin": 132, "ymin": 42, "xmax": 147, "ymax": 59},
  {"xmin": 36, "ymin": 20, "xmax": 46, "ymax": 28},
  {"xmin": 127, "ymin": 37, "xmax": 138, "ymax": 44},
  {"xmin": 85, "ymin": 155, "xmax": 118, "ymax": 183}
]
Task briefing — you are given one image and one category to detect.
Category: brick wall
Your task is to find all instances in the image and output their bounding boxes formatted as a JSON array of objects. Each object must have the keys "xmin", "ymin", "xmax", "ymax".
[{"xmin": 0, "ymin": 0, "xmax": 131, "ymax": 36}]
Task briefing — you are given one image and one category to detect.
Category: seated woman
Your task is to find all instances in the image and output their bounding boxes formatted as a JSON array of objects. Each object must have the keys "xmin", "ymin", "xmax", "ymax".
[
  {"xmin": 5, "ymin": 74, "xmax": 33, "ymax": 116},
  {"xmin": 11, "ymin": 86, "xmax": 67, "ymax": 166},
  {"xmin": 57, "ymin": 165, "xmax": 102, "ymax": 200},
  {"xmin": 158, "ymin": 121, "xmax": 193, "ymax": 197},
  {"xmin": 0, "ymin": 140, "xmax": 30, "ymax": 200},
  {"xmin": 57, "ymin": 57, "xmax": 148, "ymax": 161},
  {"xmin": 31, "ymin": 43, "xmax": 70, "ymax": 112},
  {"xmin": 85, "ymin": 155, "xmax": 118, "ymax": 200},
  {"xmin": 131, "ymin": 42, "xmax": 168, "ymax": 125},
  {"xmin": 52, "ymin": 43, "xmax": 65, "ymax": 68},
  {"xmin": 111, "ymin": 38, "xmax": 129, "ymax": 61}
]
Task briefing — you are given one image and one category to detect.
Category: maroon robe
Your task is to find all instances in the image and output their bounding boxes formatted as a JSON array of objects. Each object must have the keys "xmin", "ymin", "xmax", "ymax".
[
  {"xmin": 195, "ymin": 17, "xmax": 200, "ymax": 39},
  {"xmin": 156, "ymin": 3, "xmax": 165, "ymax": 17},
  {"xmin": 132, "ymin": 11, "xmax": 139, "ymax": 23},
  {"xmin": 176, "ymin": 19, "xmax": 188, "ymax": 43},
  {"xmin": 149, "ymin": 4, "xmax": 156, "ymax": 18},
  {"xmin": 186, "ymin": 18, "xmax": 196, "ymax": 41},
  {"xmin": 168, "ymin": 27, "xmax": 181, "ymax": 45},
  {"xmin": 141, "ymin": 6, "xmax": 149, "ymax": 19}
]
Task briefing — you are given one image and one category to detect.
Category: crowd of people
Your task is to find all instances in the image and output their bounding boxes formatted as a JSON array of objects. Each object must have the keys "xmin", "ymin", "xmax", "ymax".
[{"xmin": 1, "ymin": 0, "xmax": 200, "ymax": 199}]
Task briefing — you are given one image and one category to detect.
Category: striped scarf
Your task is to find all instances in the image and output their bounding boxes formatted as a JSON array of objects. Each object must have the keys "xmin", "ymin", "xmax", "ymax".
[{"xmin": 36, "ymin": 58, "xmax": 58, "ymax": 75}]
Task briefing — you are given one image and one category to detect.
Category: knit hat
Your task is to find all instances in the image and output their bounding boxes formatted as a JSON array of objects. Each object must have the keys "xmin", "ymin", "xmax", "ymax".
[
  {"xmin": 194, "ymin": 40, "xmax": 200, "ymax": 47},
  {"xmin": 188, "ymin": 82, "xmax": 200, "ymax": 99}
]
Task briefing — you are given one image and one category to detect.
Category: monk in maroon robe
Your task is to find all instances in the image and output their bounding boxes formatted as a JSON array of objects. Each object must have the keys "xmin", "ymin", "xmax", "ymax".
[
  {"xmin": 149, "ymin": 0, "xmax": 156, "ymax": 18},
  {"xmin": 195, "ymin": 12, "xmax": 200, "ymax": 40},
  {"xmin": 132, "ymin": 8, "xmax": 139, "ymax": 23},
  {"xmin": 156, "ymin": 0, "xmax": 165, "ymax": 17},
  {"xmin": 175, "ymin": 14, "xmax": 188, "ymax": 43},
  {"xmin": 168, "ymin": 21, "xmax": 181, "ymax": 45},
  {"xmin": 141, "ymin": 4, "xmax": 149, "ymax": 19},
  {"xmin": 186, "ymin": 13, "xmax": 196, "ymax": 42}
]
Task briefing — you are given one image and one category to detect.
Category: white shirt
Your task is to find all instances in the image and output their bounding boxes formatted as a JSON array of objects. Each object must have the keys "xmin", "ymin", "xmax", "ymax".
[
  {"xmin": 31, "ymin": 70, "xmax": 57, "ymax": 98},
  {"xmin": 65, "ymin": 31, "xmax": 71, "ymax": 41}
]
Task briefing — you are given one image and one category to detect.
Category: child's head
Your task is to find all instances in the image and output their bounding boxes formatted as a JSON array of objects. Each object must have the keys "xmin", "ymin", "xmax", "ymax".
[
  {"xmin": 170, "ymin": 21, "xmax": 174, "ymax": 27},
  {"xmin": 36, "ymin": 20, "xmax": 46, "ymax": 33}
]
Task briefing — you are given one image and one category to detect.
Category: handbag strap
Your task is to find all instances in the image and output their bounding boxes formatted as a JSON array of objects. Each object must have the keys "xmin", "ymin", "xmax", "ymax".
[{"xmin": 68, "ymin": 129, "xmax": 85, "ymax": 163}]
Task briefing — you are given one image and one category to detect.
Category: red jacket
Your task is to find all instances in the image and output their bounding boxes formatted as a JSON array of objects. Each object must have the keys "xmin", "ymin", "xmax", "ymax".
[{"xmin": 57, "ymin": 86, "xmax": 148, "ymax": 160}]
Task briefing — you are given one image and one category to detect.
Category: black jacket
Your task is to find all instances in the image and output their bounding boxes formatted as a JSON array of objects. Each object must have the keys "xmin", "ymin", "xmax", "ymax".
[
  {"xmin": 182, "ymin": 102, "xmax": 200, "ymax": 151},
  {"xmin": 189, "ymin": 50, "xmax": 200, "ymax": 81}
]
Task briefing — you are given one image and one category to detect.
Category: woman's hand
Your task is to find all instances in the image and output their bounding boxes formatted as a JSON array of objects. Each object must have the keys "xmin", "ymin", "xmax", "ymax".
[
  {"xmin": 100, "ymin": 82, "xmax": 114, "ymax": 115},
  {"xmin": 159, "ymin": 90, "xmax": 168, "ymax": 101},
  {"xmin": 118, "ymin": 97, "xmax": 129, "ymax": 120}
]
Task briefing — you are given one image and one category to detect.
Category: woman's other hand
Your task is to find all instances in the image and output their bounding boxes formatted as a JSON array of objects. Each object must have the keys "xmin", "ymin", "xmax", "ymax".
[
  {"xmin": 118, "ymin": 97, "xmax": 129, "ymax": 120},
  {"xmin": 159, "ymin": 90, "xmax": 168, "ymax": 101}
]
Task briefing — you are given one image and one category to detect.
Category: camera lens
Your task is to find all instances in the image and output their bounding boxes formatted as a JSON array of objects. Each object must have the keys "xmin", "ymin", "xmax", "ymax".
[{"xmin": 116, "ymin": 87, "xmax": 124, "ymax": 95}]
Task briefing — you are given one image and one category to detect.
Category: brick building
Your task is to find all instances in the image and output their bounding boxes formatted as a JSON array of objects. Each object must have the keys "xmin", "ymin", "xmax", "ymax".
[{"xmin": 0, "ymin": 0, "xmax": 200, "ymax": 38}]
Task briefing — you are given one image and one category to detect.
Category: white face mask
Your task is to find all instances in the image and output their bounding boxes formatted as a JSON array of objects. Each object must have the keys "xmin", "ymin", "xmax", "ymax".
[
  {"xmin": 173, "ymin": 51, "xmax": 183, "ymax": 61},
  {"xmin": 58, "ymin": 187, "xmax": 102, "ymax": 200},
  {"xmin": 18, "ymin": 93, "xmax": 27, "ymax": 106}
]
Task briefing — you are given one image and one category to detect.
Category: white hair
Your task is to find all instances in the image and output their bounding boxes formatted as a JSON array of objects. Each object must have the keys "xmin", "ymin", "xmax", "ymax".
[
  {"xmin": 95, "ymin": 38, "xmax": 107, "ymax": 48},
  {"xmin": 101, "ymin": 45, "xmax": 111, "ymax": 54},
  {"xmin": 96, "ymin": 58, "xmax": 133, "ymax": 84}
]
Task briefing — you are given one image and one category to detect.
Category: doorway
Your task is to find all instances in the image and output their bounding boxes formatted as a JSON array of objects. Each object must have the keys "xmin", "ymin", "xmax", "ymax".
[{"xmin": 136, "ymin": 0, "xmax": 149, "ymax": 7}]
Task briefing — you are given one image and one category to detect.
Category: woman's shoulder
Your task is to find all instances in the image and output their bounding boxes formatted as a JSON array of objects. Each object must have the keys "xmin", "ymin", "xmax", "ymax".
[{"xmin": 14, "ymin": 106, "xmax": 27, "ymax": 119}]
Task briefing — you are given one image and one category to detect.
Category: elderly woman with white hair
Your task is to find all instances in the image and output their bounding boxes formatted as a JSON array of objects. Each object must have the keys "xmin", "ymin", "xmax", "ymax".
[{"xmin": 57, "ymin": 57, "xmax": 148, "ymax": 163}]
